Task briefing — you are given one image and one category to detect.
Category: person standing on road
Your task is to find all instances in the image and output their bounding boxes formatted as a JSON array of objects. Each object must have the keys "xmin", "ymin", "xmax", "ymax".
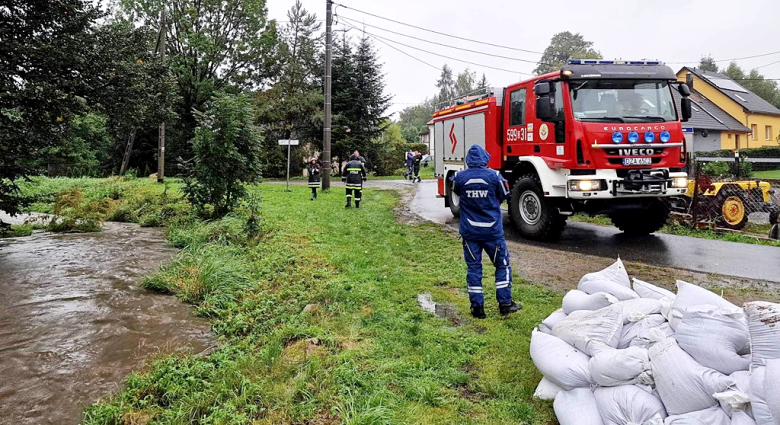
[
  {"xmin": 411, "ymin": 151, "xmax": 423, "ymax": 183},
  {"xmin": 451, "ymin": 144, "xmax": 521, "ymax": 319},
  {"xmin": 307, "ymin": 158, "xmax": 321, "ymax": 201},
  {"xmin": 342, "ymin": 153, "xmax": 367, "ymax": 208},
  {"xmin": 404, "ymin": 149, "xmax": 414, "ymax": 180}
]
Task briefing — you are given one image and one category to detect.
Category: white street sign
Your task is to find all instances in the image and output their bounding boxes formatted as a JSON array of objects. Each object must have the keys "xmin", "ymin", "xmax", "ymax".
[{"xmin": 278, "ymin": 139, "xmax": 299, "ymax": 146}]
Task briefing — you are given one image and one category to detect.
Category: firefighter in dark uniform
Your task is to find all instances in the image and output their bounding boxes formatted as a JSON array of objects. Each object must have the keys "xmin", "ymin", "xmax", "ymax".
[
  {"xmin": 307, "ymin": 158, "xmax": 321, "ymax": 200},
  {"xmin": 342, "ymin": 154, "xmax": 367, "ymax": 208},
  {"xmin": 412, "ymin": 151, "xmax": 423, "ymax": 182}
]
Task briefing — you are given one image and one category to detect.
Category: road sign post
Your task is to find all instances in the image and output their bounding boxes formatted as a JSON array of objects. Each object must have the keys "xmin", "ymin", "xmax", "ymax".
[{"xmin": 278, "ymin": 139, "xmax": 299, "ymax": 192}]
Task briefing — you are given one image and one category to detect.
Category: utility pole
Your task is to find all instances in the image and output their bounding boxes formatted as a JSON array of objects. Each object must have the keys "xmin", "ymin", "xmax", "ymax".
[
  {"xmin": 156, "ymin": 10, "xmax": 167, "ymax": 183},
  {"xmin": 322, "ymin": 0, "xmax": 333, "ymax": 190}
]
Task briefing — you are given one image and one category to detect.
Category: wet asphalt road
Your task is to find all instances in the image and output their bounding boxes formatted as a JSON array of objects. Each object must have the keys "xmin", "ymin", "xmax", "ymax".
[{"xmin": 408, "ymin": 180, "xmax": 780, "ymax": 284}]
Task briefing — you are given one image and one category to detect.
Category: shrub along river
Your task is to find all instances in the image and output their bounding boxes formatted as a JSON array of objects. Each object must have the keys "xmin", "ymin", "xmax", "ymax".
[{"xmin": 0, "ymin": 220, "xmax": 213, "ymax": 424}]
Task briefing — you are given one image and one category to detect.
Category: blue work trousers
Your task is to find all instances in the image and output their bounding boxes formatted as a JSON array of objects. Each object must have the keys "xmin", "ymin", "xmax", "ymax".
[{"xmin": 462, "ymin": 238, "xmax": 512, "ymax": 306}]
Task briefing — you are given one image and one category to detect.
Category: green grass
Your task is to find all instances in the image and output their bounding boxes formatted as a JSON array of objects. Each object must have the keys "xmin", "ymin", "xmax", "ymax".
[
  {"xmin": 570, "ymin": 213, "xmax": 780, "ymax": 247},
  {"xmin": 754, "ymin": 169, "xmax": 780, "ymax": 179},
  {"xmin": 372, "ymin": 165, "xmax": 435, "ymax": 180},
  {"xmin": 19, "ymin": 177, "xmax": 559, "ymax": 424},
  {"xmin": 0, "ymin": 224, "xmax": 39, "ymax": 238}
]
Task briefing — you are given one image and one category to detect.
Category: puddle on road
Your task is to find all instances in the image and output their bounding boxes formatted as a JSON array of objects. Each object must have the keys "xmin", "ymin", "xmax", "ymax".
[{"xmin": 0, "ymin": 222, "xmax": 214, "ymax": 425}]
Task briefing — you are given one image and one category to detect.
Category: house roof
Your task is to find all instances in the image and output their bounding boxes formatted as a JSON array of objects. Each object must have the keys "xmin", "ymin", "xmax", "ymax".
[
  {"xmin": 679, "ymin": 67, "xmax": 780, "ymax": 116},
  {"xmin": 672, "ymin": 89, "xmax": 751, "ymax": 133}
]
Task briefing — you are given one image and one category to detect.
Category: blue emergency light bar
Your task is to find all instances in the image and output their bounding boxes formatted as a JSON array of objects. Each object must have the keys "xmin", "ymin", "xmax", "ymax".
[{"xmin": 568, "ymin": 60, "xmax": 663, "ymax": 65}]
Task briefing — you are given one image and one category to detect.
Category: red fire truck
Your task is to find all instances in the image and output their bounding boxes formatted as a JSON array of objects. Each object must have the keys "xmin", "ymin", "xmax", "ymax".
[{"xmin": 432, "ymin": 60, "xmax": 693, "ymax": 240}]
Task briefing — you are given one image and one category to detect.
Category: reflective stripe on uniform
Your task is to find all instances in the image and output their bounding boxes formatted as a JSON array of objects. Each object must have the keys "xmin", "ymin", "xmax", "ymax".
[
  {"xmin": 308, "ymin": 183, "xmax": 321, "ymax": 188},
  {"xmin": 466, "ymin": 219, "xmax": 496, "ymax": 228},
  {"xmin": 347, "ymin": 168, "xmax": 362, "ymax": 171},
  {"xmin": 464, "ymin": 178, "xmax": 488, "ymax": 185},
  {"xmin": 346, "ymin": 185, "xmax": 362, "ymax": 189},
  {"xmin": 467, "ymin": 286, "xmax": 484, "ymax": 293}
]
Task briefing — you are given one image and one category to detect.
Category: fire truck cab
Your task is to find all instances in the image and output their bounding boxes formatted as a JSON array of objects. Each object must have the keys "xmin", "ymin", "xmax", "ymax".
[{"xmin": 432, "ymin": 60, "xmax": 693, "ymax": 240}]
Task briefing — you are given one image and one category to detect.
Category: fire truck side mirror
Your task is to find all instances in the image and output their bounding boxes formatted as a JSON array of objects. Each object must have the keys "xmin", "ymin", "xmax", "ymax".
[
  {"xmin": 534, "ymin": 82, "xmax": 555, "ymax": 122},
  {"xmin": 680, "ymin": 98, "xmax": 692, "ymax": 122},
  {"xmin": 534, "ymin": 82, "xmax": 551, "ymax": 96},
  {"xmin": 677, "ymin": 83, "xmax": 691, "ymax": 97}
]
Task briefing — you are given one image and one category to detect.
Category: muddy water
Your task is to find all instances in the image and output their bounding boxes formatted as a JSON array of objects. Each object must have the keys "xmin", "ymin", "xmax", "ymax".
[{"xmin": 0, "ymin": 222, "xmax": 214, "ymax": 424}]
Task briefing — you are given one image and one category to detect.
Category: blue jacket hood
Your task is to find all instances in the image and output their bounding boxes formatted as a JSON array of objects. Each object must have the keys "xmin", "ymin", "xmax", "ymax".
[{"xmin": 466, "ymin": 144, "xmax": 490, "ymax": 168}]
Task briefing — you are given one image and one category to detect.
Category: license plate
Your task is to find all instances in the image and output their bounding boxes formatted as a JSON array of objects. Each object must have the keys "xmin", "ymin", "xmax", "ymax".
[{"xmin": 623, "ymin": 157, "xmax": 652, "ymax": 166}]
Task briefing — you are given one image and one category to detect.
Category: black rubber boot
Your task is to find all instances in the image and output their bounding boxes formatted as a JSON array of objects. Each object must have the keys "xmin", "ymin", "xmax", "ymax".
[
  {"xmin": 470, "ymin": 304, "xmax": 486, "ymax": 319},
  {"xmin": 345, "ymin": 200, "xmax": 351, "ymax": 208},
  {"xmin": 355, "ymin": 201, "xmax": 360, "ymax": 208},
  {"xmin": 499, "ymin": 302, "xmax": 522, "ymax": 316}
]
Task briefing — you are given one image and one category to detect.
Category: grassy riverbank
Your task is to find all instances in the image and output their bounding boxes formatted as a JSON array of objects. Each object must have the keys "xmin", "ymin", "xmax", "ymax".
[{"xmin": 19, "ymin": 177, "xmax": 559, "ymax": 424}]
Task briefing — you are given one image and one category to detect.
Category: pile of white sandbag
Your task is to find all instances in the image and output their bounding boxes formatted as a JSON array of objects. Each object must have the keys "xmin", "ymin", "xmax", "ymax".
[{"xmin": 531, "ymin": 258, "xmax": 780, "ymax": 425}]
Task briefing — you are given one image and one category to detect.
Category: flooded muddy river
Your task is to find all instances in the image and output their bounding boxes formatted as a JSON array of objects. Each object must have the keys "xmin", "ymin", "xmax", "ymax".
[{"xmin": 0, "ymin": 222, "xmax": 214, "ymax": 424}]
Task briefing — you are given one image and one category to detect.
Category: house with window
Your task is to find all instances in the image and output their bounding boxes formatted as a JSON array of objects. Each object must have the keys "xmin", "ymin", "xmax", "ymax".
[
  {"xmin": 676, "ymin": 67, "xmax": 780, "ymax": 150},
  {"xmin": 671, "ymin": 89, "xmax": 751, "ymax": 152}
]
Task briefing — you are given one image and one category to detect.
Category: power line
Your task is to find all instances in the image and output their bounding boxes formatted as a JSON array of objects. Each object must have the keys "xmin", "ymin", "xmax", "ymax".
[
  {"xmin": 338, "ymin": 14, "xmax": 542, "ymax": 65},
  {"xmin": 755, "ymin": 59, "xmax": 780, "ymax": 70},
  {"xmin": 332, "ymin": 1, "xmax": 544, "ymax": 55},
  {"xmin": 668, "ymin": 50, "xmax": 780, "ymax": 64},
  {"xmin": 339, "ymin": 21, "xmax": 532, "ymax": 76},
  {"xmin": 364, "ymin": 28, "xmax": 440, "ymax": 71}
]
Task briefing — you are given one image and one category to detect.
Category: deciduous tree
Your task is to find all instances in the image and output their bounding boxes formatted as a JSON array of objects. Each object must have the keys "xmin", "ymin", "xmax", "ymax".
[
  {"xmin": 0, "ymin": 0, "xmax": 102, "ymax": 222},
  {"xmin": 534, "ymin": 31, "xmax": 601, "ymax": 75}
]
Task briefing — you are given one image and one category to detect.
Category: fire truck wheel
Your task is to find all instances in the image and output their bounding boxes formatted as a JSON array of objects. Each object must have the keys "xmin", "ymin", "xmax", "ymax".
[
  {"xmin": 446, "ymin": 177, "xmax": 460, "ymax": 218},
  {"xmin": 609, "ymin": 200, "xmax": 669, "ymax": 235},
  {"xmin": 509, "ymin": 174, "xmax": 566, "ymax": 241},
  {"xmin": 716, "ymin": 191, "xmax": 748, "ymax": 230}
]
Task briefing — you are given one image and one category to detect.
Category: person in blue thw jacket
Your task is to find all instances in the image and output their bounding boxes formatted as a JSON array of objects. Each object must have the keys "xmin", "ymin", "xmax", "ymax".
[{"xmin": 451, "ymin": 144, "xmax": 522, "ymax": 319}]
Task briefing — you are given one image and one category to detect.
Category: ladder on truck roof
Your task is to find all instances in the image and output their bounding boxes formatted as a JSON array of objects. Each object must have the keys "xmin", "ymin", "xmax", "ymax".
[{"xmin": 434, "ymin": 87, "xmax": 503, "ymax": 111}]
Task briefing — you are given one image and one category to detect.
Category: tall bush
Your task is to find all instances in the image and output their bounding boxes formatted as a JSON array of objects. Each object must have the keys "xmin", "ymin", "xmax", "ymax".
[{"xmin": 183, "ymin": 93, "xmax": 263, "ymax": 217}]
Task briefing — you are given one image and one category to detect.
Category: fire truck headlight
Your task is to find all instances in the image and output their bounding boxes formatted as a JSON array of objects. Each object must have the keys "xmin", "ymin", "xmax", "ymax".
[
  {"xmin": 569, "ymin": 180, "xmax": 604, "ymax": 191},
  {"xmin": 644, "ymin": 131, "xmax": 655, "ymax": 143},
  {"xmin": 628, "ymin": 131, "xmax": 639, "ymax": 144},
  {"xmin": 672, "ymin": 177, "xmax": 688, "ymax": 188},
  {"xmin": 660, "ymin": 131, "xmax": 671, "ymax": 143},
  {"xmin": 612, "ymin": 132, "xmax": 623, "ymax": 143}
]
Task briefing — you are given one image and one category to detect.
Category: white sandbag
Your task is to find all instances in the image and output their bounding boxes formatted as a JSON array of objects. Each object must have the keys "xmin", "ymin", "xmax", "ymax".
[
  {"xmin": 554, "ymin": 388, "xmax": 604, "ymax": 425},
  {"xmin": 620, "ymin": 315, "xmax": 670, "ymax": 349},
  {"xmin": 663, "ymin": 405, "xmax": 731, "ymax": 424},
  {"xmin": 749, "ymin": 366, "xmax": 775, "ymax": 425},
  {"xmin": 675, "ymin": 305, "xmax": 750, "ymax": 375},
  {"xmin": 660, "ymin": 296, "xmax": 674, "ymax": 320},
  {"xmin": 713, "ymin": 390, "xmax": 750, "ymax": 417},
  {"xmin": 615, "ymin": 298, "xmax": 664, "ymax": 323},
  {"xmin": 633, "ymin": 277, "xmax": 676, "ymax": 300},
  {"xmin": 632, "ymin": 324, "xmax": 674, "ymax": 349},
  {"xmin": 579, "ymin": 257, "xmax": 630, "ymax": 288},
  {"xmin": 562, "ymin": 290, "xmax": 618, "ymax": 314},
  {"xmin": 731, "ymin": 370, "xmax": 751, "ymax": 394},
  {"xmin": 589, "ymin": 347, "xmax": 653, "ymax": 387},
  {"xmin": 746, "ymin": 302, "xmax": 780, "ymax": 370},
  {"xmin": 669, "ymin": 280, "xmax": 739, "ymax": 330},
  {"xmin": 765, "ymin": 359, "xmax": 780, "ymax": 425},
  {"xmin": 529, "ymin": 330, "xmax": 593, "ymax": 390},
  {"xmin": 533, "ymin": 377, "xmax": 563, "ymax": 400},
  {"xmin": 731, "ymin": 411, "xmax": 758, "ymax": 425},
  {"xmin": 594, "ymin": 385, "xmax": 667, "ymax": 425},
  {"xmin": 649, "ymin": 337, "xmax": 734, "ymax": 415},
  {"xmin": 542, "ymin": 308, "xmax": 568, "ymax": 330},
  {"xmin": 579, "ymin": 279, "xmax": 640, "ymax": 301},
  {"xmin": 552, "ymin": 305, "xmax": 624, "ymax": 356}
]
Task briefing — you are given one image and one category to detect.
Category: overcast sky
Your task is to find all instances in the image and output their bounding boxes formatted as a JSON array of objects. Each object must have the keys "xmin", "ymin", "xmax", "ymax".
[{"xmin": 266, "ymin": 0, "xmax": 780, "ymax": 119}]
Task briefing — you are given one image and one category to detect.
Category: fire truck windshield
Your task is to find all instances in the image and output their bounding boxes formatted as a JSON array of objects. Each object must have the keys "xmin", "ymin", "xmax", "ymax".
[{"xmin": 569, "ymin": 79, "xmax": 676, "ymax": 123}]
